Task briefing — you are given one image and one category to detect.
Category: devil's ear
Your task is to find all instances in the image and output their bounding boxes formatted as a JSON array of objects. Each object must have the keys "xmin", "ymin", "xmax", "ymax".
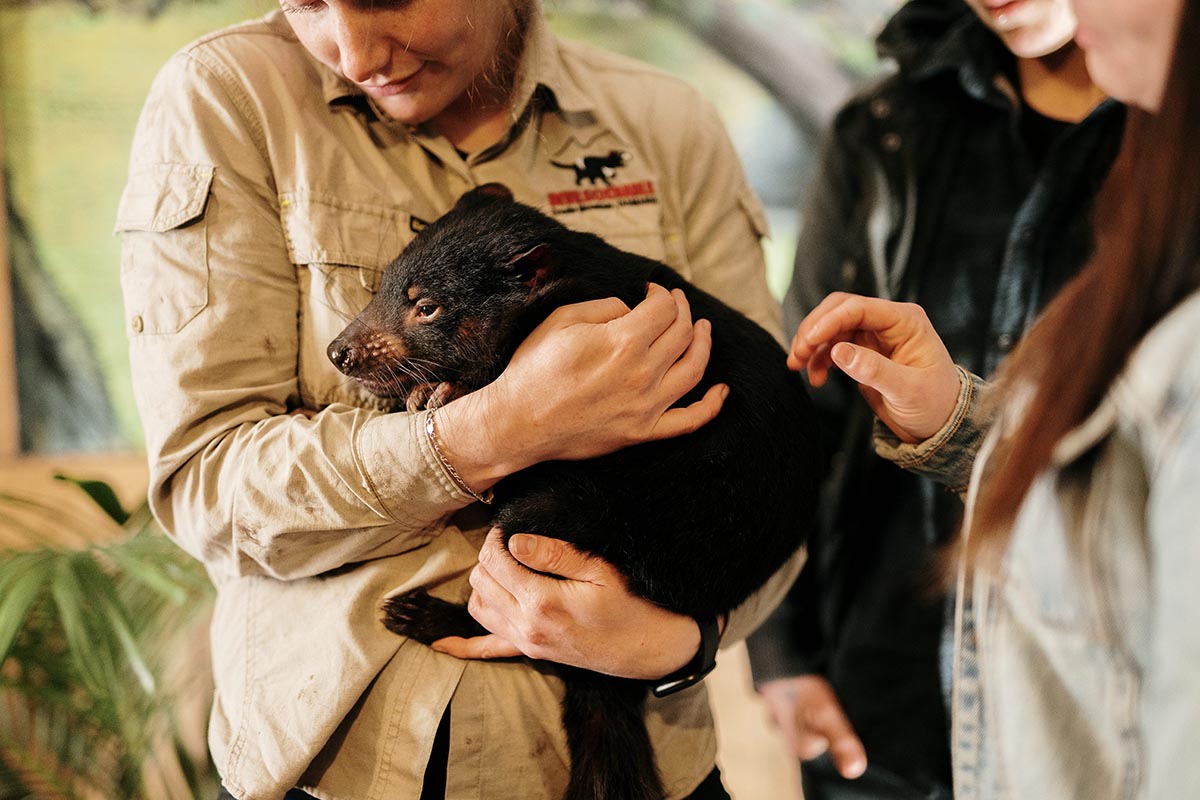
[
  {"xmin": 506, "ymin": 243, "xmax": 555, "ymax": 288},
  {"xmin": 454, "ymin": 183, "xmax": 514, "ymax": 212}
]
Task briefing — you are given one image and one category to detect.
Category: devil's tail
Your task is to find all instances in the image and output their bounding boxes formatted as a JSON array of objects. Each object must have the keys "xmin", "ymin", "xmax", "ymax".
[{"xmin": 561, "ymin": 668, "xmax": 664, "ymax": 800}]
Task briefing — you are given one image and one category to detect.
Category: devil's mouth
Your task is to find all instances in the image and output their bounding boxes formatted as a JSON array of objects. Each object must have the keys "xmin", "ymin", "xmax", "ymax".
[{"xmin": 352, "ymin": 375, "xmax": 411, "ymax": 400}]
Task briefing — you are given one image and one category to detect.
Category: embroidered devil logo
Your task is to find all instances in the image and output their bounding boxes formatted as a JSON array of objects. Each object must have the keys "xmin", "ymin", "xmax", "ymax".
[{"xmin": 550, "ymin": 150, "xmax": 632, "ymax": 186}]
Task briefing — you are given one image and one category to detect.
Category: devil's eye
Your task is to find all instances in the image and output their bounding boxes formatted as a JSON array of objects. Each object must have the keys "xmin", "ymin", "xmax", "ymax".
[{"xmin": 414, "ymin": 302, "xmax": 440, "ymax": 319}]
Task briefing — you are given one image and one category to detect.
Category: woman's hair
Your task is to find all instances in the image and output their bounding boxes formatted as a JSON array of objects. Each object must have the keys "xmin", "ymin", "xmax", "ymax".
[
  {"xmin": 967, "ymin": 0, "xmax": 1200, "ymax": 566},
  {"xmin": 475, "ymin": 0, "xmax": 536, "ymax": 107}
]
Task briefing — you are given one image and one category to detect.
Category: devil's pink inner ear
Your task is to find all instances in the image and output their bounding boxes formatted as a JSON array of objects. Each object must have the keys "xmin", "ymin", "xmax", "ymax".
[{"xmin": 508, "ymin": 243, "xmax": 554, "ymax": 285}]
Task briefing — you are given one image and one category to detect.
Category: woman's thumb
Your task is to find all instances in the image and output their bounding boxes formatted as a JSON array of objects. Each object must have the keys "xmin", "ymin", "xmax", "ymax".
[
  {"xmin": 508, "ymin": 534, "xmax": 592, "ymax": 579},
  {"xmin": 830, "ymin": 341, "xmax": 901, "ymax": 398}
]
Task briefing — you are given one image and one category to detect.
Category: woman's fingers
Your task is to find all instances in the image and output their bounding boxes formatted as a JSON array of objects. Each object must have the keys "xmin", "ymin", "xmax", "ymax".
[
  {"xmin": 789, "ymin": 293, "xmax": 962, "ymax": 442},
  {"xmin": 611, "ymin": 283, "xmax": 687, "ymax": 351},
  {"xmin": 657, "ymin": 316, "xmax": 711, "ymax": 399},
  {"xmin": 643, "ymin": 287, "xmax": 697, "ymax": 364},
  {"xmin": 649, "ymin": 382, "xmax": 728, "ymax": 440},
  {"xmin": 829, "ymin": 341, "xmax": 910, "ymax": 397},
  {"xmin": 430, "ymin": 633, "xmax": 522, "ymax": 660},
  {"xmin": 542, "ymin": 294, "xmax": 633, "ymax": 328}
]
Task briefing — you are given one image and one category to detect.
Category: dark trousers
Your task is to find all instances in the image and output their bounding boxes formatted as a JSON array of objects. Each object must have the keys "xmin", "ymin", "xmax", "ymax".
[
  {"xmin": 218, "ymin": 706, "xmax": 731, "ymax": 800},
  {"xmin": 219, "ymin": 770, "xmax": 728, "ymax": 799}
]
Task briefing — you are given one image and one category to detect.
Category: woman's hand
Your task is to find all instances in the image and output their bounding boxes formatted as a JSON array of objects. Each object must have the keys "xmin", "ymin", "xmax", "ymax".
[
  {"xmin": 758, "ymin": 675, "xmax": 867, "ymax": 779},
  {"xmin": 437, "ymin": 283, "xmax": 727, "ymax": 488},
  {"xmin": 431, "ymin": 529, "xmax": 702, "ymax": 681},
  {"xmin": 790, "ymin": 292, "xmax": 960, "ymax": 443}
]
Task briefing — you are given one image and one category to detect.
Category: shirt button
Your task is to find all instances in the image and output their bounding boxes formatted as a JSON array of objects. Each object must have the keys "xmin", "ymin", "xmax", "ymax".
[
  {"xmin": 997, "ymin": 332, "xmax": 1014, "ymax": 350},
  {"xmin": 130, "ymin": 315, "xmax": 144, "ymax": 333},
  {"xmin": 882, "ymin": 132, "xmax": 902, "ymax": 152},
  {"xmin": 870, "ymin": 97, "xmax": 892, "ymax": 119}
]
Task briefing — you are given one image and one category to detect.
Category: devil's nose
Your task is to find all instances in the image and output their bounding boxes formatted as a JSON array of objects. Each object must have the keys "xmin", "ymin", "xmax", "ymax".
[{"xmin": 327, "ymin": 339, "xmax": 358, "ymax": 373}]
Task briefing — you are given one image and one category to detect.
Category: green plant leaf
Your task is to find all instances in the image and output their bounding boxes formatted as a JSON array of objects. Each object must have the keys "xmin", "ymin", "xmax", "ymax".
[
  {"xmin": 53, "ymin": 474, "xmax": 130, "ymax": 525},
  {"xmin": 0, "ymin": 727, "xmax": 80, "ymax": 800},
  {"xmin": 102, "ymin": 544, "xmax": 189, "ymax": 606},
  {"xmin": 0, "ymin": 488, "xmax": 219, "ymax": 797},
  {"xmin": 0, "ymin": 551, "xmax": 53, "ymax": 664},
  {"xmin": 48, "ymin": 557, "xmax": 111, "ymax": 699},
  {"xmin": 73, "ymin": 557, "xmax": 156, "ymax": 695}
]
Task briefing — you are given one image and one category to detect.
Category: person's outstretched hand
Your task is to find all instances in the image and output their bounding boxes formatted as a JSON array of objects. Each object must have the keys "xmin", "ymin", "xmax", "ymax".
[
  {"xmin": 759, "ymin": 675, "xmax": 868, "ymax": 780},
  {"xmin": 789, "ymin": 292, "xmax": 960, "ymax": 443},
  {"xmin": 431, "ymin": 529, "xmax": 701, "ymax": 681}
]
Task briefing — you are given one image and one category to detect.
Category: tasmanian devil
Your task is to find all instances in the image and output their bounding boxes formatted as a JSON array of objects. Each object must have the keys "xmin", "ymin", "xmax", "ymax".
[{"xmin": 327, "ymin": 184, "xmax": 820, "ymax": 800}]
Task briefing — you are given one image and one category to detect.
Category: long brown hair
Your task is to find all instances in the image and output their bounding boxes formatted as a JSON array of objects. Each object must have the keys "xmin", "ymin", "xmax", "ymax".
[
  {"xmin": 967, "ymin": 0, "xmax": 1200, "ymax": 566},
  {"xmin": 472, "ymin": 0, "xmax": 535, "ymax": 109}
]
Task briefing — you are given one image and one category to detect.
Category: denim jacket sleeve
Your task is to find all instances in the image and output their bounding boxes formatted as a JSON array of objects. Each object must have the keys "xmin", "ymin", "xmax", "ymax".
[
  {"xmin": 1129, "ymin": 297, "xmax": 1200, "ymax": 797},
  {"xmin": 872, "ymin": 367, "xmax": 995, "ymax": 493}
]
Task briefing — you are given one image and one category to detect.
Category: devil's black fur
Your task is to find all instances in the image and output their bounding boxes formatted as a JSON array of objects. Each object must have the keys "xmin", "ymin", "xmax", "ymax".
[{"xmin": 328, "ymin": 185, "xmax": 821, "ymax": 800}]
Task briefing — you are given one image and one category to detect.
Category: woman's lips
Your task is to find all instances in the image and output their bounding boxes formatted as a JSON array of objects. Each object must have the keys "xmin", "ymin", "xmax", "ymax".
[
  {"xmin": 984, "ymin": 0, "xmax": 1028, "ymax": 17},
  {"xmin": 360, "ymin": 64, "xmax": 425, "ymax": 96}
]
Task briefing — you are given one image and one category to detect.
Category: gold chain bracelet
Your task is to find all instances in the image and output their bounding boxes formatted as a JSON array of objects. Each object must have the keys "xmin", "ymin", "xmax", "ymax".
[{"xmin": 425, "ymin": 408, "xmax": 494, "ymax": 505}]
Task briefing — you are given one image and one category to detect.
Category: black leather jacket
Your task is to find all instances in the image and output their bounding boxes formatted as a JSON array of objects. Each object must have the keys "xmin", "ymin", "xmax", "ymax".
[{"xmin": 745, "ymin": 1, "xmax": 1125, "ymax": 792}]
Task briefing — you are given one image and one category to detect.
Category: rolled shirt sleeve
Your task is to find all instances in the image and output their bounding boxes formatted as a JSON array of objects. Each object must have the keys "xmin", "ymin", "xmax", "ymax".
[
  {"xmin": 872, "ymin": 367, "xmax": 995, "ymax": 494},
  {"xmin": 118, "ymin": 52, "xmax": 465, "ymax": 582}
]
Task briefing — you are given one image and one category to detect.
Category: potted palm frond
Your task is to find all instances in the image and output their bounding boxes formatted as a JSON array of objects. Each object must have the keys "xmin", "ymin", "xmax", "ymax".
[{"xmin": 0, "ymin": 476, "xmax": 217, "ymax": 800}]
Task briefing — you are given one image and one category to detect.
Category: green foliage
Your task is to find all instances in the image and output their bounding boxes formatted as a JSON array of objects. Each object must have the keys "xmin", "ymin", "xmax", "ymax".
[{"xmin": 0, "ymin": 478, "xmax": 216, "ymax": 800}]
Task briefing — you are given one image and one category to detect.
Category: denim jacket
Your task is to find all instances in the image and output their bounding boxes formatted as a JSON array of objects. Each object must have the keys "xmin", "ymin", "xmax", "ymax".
[{"xmin": 877, "ymin": 289, "xmax": 1200, "ymax": 798}]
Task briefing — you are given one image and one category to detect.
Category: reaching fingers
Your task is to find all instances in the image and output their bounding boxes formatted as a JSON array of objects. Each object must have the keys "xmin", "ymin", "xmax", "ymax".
[
  {"xmin": 656, "ymin": 316, "xmax": 712, "ymax": 401},
  {"xmin": 644, "ymin": 288, "xmax": 697, "ymax": 366},
  {"xmin": 828, "ymin": 341, "xmax": 912, "ymax": 398},
  {"xmin": 430, "ymin": 633, "xmax": 522, "ymax": 660},
  {"xmin": 647, "ymin": 383, "xmax": 728, "ymax": 441},
  {"xmin": 795, "ymin": 293, "xmax": 927, "ymax": 361},
  {"xmin": 611, "ymin": 283, "xmax": 684, "ymax": 348},
  {"xmin": 828, "ymin": 732, "xmax": 869, "ymax": 780},
  {"xmin": 544, "ymin": 295, "xmax": 632, "ymax": 328},
  {"xmin": 801, "ymin": 699, "xmax": 867, "ymax": 778},
  {"xmin": 467, "ymin": 553, "xmax": 523, "ymax": 639},
  {"xmin": 798, "ymin": 340, "xmax": 836, "ymax": 386},
  {"xmin": 790, "ymin": 291, "xmax": 860, "ymax": 363}
]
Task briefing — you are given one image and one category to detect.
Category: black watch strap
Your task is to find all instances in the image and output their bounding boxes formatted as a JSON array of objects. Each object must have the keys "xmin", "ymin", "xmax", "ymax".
[{"xmin": 649, "ymin": 615, "xmax": 720, "ymax": 698}]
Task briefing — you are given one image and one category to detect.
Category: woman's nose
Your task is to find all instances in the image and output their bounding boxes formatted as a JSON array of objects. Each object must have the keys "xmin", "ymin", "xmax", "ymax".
[{"xmin": 333, "ymin": 9, "xmax": 392, "ymax": 84}]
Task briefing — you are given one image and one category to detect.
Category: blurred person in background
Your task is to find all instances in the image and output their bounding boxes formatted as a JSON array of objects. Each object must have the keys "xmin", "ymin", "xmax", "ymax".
[
  {"xmin": 788, "ymin": 0, "xmax": 1198, "ymax": 789},
  {"xmin": 746, "ymin": 0, "xmax": 1123, "ymax": 796}
]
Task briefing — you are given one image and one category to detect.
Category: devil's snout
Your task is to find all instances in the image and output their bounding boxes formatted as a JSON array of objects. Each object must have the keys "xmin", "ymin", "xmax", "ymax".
[{"xmin": 327, "ymin": 338, "xmax": 359, "ymax": 374}]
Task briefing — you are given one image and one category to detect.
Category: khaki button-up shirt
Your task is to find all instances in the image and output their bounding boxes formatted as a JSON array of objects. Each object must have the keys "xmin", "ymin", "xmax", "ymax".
[{"xmin": 117, "ymin": 10, "xmax": 804, "ymax": 800}]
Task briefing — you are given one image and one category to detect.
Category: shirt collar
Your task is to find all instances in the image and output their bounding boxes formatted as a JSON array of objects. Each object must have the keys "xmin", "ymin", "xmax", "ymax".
[{"xmin": 510, "ymin": 10, "xmax": 594, "ymax": 116}]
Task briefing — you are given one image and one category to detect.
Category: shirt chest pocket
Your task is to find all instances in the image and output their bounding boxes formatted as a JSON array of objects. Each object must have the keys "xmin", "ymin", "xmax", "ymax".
[
  {"xmin": 547, "ymin": 198, "xmax": 682, "ymax": 277},
  {"xmin": 116, "ymin": 163, "xmax": 215, "ymax": 335},
  {"xmin": 280, "ymin": 191, "xmax": 420, "ymax": 409}
]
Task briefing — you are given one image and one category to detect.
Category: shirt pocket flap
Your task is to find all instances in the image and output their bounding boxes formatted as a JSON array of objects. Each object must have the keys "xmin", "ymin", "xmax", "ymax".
[
  {"xmin": 280, "ymin": 191, "xmax": 412, "ymax": 271},
  {"xmin": 738, "ymin": 185, "xmax": 770, "ymax": 239},
  {"xmin": 115, "ymin": 163, "xmax": 215, "ymax": 233}
]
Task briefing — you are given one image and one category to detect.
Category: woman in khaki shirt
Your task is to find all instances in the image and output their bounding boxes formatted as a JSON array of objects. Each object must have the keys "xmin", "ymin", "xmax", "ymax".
[{"xmin": 118, "ymin": 1, "xmax": 803, "ymax": 798}]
